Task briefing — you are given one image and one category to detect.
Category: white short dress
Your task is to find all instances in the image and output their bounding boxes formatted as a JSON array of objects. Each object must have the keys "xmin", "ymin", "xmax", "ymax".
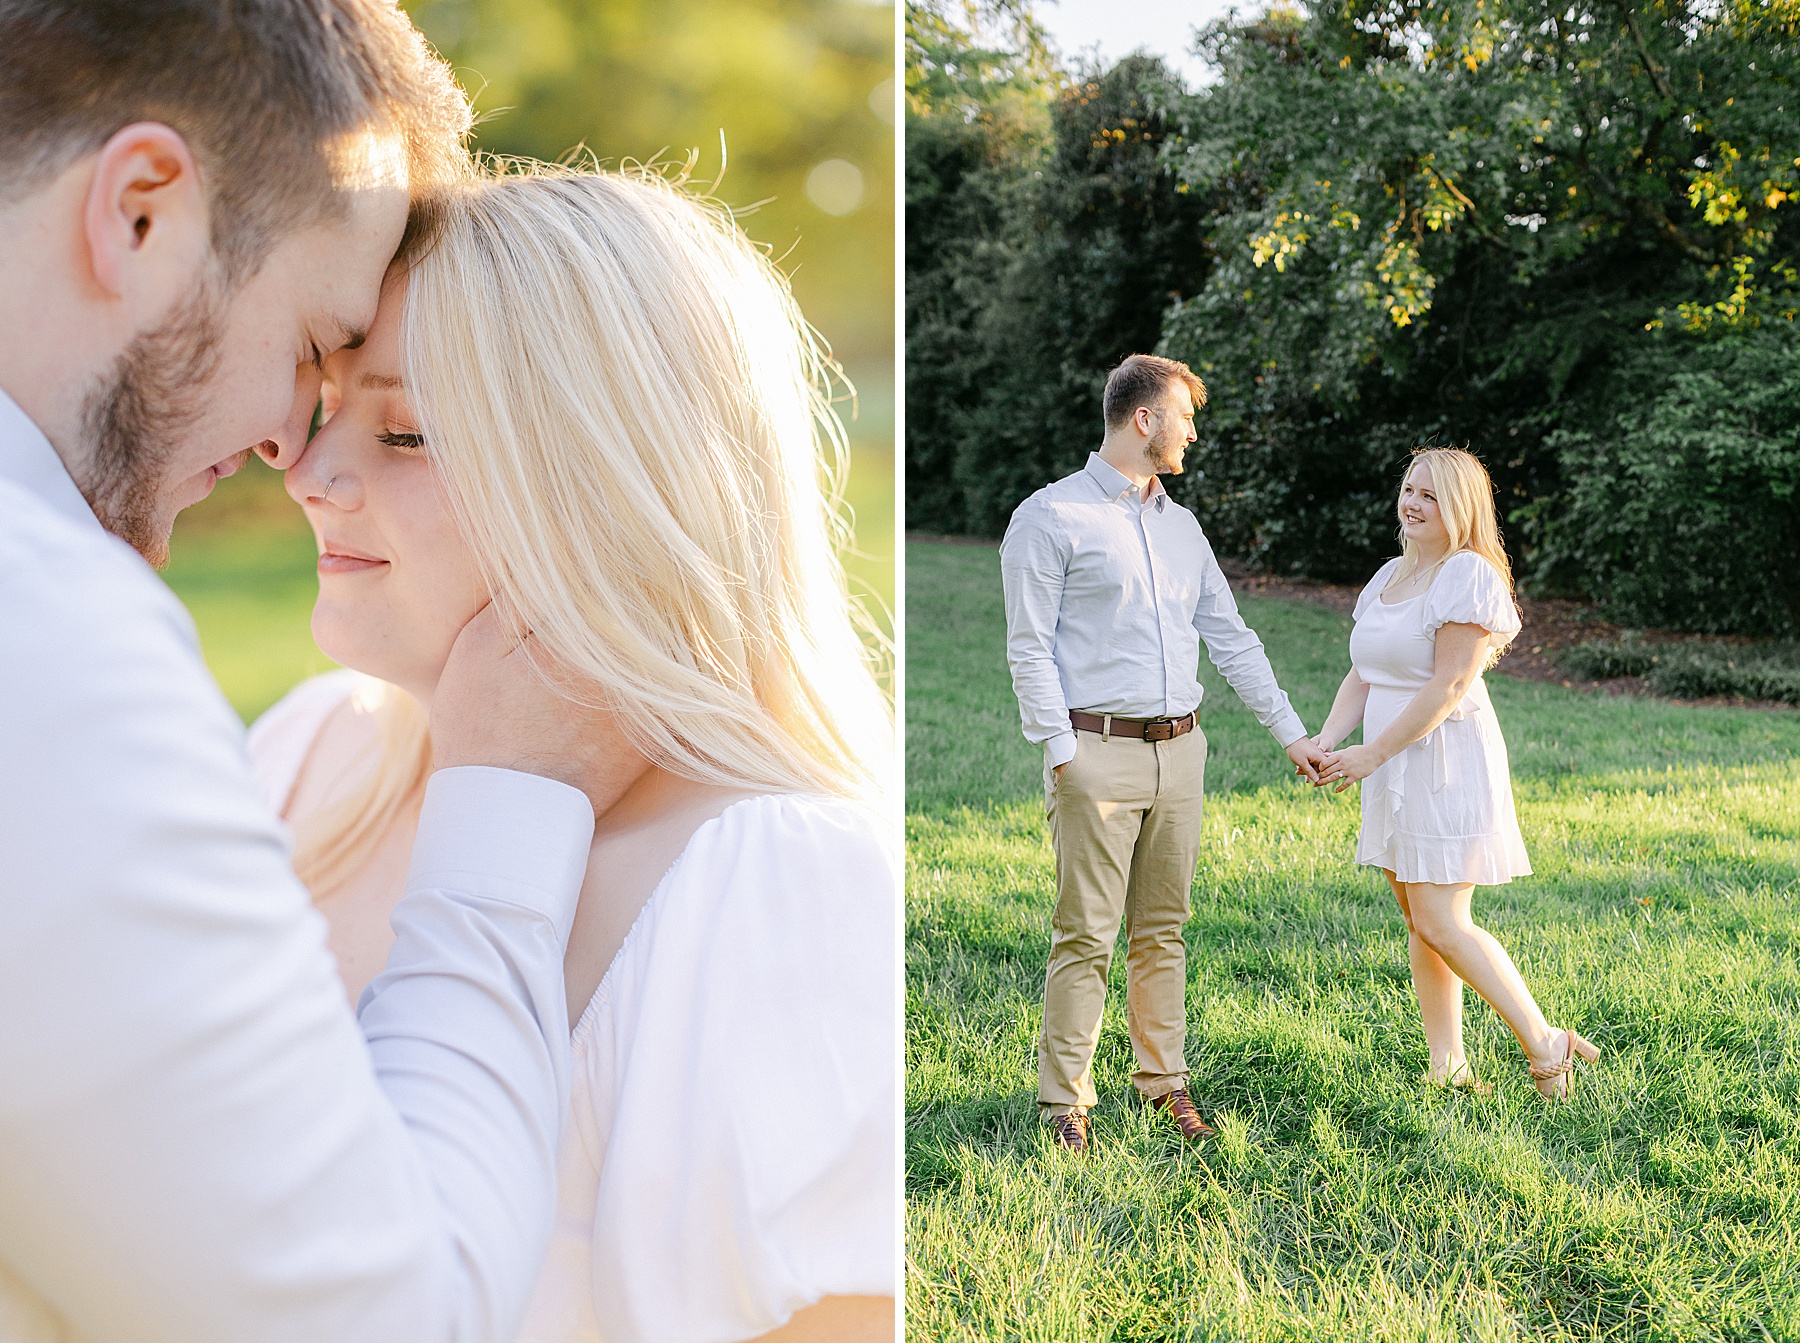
[
  {"xmin": 1348, "ymin": 552, "xmax": 1531, "ymax": 886},
  {"xmin": 249, "ymin": 675, "xmax": 899, "ymax": 1343}
]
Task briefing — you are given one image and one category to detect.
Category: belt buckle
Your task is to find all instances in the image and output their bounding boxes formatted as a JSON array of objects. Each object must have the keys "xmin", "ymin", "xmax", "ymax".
[{"xmin": 1145, "ymin": 717, "xmax": 1172, "ymax": 742}]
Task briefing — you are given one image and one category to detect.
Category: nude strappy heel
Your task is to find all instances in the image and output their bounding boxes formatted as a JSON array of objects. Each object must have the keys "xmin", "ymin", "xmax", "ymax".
[{"xmin": 1528, "ymin": 1028, "xmax": 1601, "ymax": 1100}]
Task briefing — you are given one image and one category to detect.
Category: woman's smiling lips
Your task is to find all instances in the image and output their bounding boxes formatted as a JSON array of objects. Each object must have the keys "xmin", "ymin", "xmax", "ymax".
[{"xmin": 318, "ymin": 539, "xmax": 390, "ymax": 575}]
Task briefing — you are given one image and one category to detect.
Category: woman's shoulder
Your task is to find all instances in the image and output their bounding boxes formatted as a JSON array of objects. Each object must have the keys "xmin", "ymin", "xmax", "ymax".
[
  {"xmin": 1432, "ymin": 550, "xmax": 1514, "ymax": 605},
  {"xmin": 594, "ymin": 792, "xmax": 894, "ymax": 990},
  {"xmin": 1353, "ymin": 557, "xmax": 1405, "ymax": 617},
  {"xmin": 670, "ymin": 792, "xmax": 896, "ymax": 902},
  {"xmin": 244, "ymin": 670, "xmax": 363, "ymax": 814},
  {"xmin": 1426, "ymin": 550, "xmax": 1521, "ymax": 636},
  {"xmin": 573, "ymin": 791, "xmax": 898, "ymax": 1340},
  {"xmin": 1441, "ymin": 549, "xmax": 1504, "ymax": 582},
  {"xmin": 707, "ymin": 790, "xmax": 892, "ymax": 846}
]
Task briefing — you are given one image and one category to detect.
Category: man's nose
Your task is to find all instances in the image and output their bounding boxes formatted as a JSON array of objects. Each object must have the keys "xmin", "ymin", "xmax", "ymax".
[{"xmin": 261, "ymin": 368, "xmax": 325, "ymax": 470}]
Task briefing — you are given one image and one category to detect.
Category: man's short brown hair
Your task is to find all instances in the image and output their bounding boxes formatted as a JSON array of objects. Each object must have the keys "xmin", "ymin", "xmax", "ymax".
[
  {"xmin": 0, "ymin": 1, "xmax": 472, "ymax": 281},
  {"xmin": 1102, "ymin": 354, "xmax": 1208, "ymax": 430}
]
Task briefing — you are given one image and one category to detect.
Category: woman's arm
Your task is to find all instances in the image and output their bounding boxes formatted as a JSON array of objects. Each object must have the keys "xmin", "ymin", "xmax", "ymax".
[
  {"xmin": 1318, "ymin": 623, "xmax": 1489, "ymax": 790},
  {"xmin": 1314, "ymin": 668, "xmax": 1370, "ymax": 753}
]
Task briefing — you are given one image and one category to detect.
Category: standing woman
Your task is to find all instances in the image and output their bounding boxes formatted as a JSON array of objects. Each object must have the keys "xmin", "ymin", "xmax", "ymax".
[{"xmin": 1314, "ymin": 448, "xmax": 1601, "ymax": 1098}]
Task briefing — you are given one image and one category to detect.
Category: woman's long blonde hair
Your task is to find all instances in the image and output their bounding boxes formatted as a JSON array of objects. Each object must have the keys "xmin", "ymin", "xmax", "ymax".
[
  {"xmin": 293, "ymin": 160, "xmax": 891, "ymax": 895},
  {"xmin": 1389, "ymin": 447, "xmax": 1514, "ymax": 591}
]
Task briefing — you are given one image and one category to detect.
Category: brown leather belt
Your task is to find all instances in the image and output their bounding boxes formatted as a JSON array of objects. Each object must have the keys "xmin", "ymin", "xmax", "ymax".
[{"xmin": 1069, "ymin": 710, "xmax": 1195, "ymax": 742}]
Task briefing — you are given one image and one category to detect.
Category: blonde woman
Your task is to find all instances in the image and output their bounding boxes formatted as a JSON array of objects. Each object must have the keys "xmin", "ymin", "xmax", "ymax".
[
  {"xmin": 246, "ymin": 166, "xmax": 895, "ymax": 1342},
  {"xmin": 1313, "ymin": 449, "xmax": 1600, "ymax": 1099}
]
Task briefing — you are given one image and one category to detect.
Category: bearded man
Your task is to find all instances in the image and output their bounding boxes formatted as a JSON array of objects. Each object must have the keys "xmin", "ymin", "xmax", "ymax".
[
  {"xmin": 1000, "ymin": 353, "xmax": 1327, "ymax": 1153},
  {"xmin": 0, "ymin": 5, "xmax": 634, "ymax": 1341}
]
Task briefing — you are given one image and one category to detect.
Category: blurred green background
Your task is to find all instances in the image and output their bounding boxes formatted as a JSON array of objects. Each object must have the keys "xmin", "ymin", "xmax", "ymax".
[{"xmin": 168, "ymin": 0, "xmax": 896, "ymax": 722}]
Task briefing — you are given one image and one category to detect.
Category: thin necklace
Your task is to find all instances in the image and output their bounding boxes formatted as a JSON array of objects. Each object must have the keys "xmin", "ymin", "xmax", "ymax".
[{"xmin": 1387, "ymin": 551, "xmax": 1450, "ymax": 597}]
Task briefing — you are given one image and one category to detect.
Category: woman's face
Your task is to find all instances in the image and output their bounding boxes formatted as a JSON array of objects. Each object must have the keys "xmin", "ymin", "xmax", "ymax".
[
  {"xmin": 286, "ymin": 271, "xmax": 488, "ymax": 702},
  {"xmin": 1398, "ymin": 461, "xmax": 1449, "ymax": 550}
]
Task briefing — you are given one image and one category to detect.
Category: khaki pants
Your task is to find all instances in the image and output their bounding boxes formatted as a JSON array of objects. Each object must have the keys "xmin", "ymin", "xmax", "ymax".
[{"xmin": 1039, "ymin": 724, "xmax": 1207, "ymax": 1117}]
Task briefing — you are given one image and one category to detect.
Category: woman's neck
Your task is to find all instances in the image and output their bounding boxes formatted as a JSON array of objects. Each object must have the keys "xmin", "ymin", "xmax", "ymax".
[{"xmin": 1409, "ymin": 537, "xmax": 1452, "ymax": 569}]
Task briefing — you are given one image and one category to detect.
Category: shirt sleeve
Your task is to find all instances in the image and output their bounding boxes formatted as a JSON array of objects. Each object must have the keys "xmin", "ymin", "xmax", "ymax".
[
  {"xmin": 585, "ymin": 796, "xmax": 897, "ymax": 1342},
  {"xmin": 0, "ymin": 512, "xmax": 592, "ymax": 1343},
  {"xmin": 1189, "ymin": 533, "xmax": 1308, "ymax": 747},
  {"xmin": 1422, "ymin": 552, "xmax": 1522, "ymax": 645},
  {"xmin": 999, "ymin": 496, "xmax": 1078, "ymax": 767}
]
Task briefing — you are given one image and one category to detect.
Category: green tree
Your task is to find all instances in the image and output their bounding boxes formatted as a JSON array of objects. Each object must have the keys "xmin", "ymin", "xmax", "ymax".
[
  {"xmin": 904, "ymin": 0, "xmax": 1058, "ymax": 529},
  {"xmin": 1157, "ymin": 0, "xmax": 1800, "ymax": 614},
  {"xmin": 906, "ymin": 4, "xmax": 1213, "ymax": 533}
]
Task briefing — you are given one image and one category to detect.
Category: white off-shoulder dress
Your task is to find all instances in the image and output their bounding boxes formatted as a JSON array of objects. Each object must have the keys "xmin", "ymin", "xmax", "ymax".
[
  {"xmin": 248, "ymin": 674, "xmax": 898, "ymax": 1343},
  {"xmin": 1348, "ymin": 552, "xmax": 1531, "ymax": 887}
]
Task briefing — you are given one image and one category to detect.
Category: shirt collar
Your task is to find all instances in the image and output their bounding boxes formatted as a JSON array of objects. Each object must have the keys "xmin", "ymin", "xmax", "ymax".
[
  {"xmin": 0, "ymin": 385, "xmax": 102, "ymax": 533},
  {"xmin": 1084, "ymin": 452, "xmax": 1168, "ymax": 508}
]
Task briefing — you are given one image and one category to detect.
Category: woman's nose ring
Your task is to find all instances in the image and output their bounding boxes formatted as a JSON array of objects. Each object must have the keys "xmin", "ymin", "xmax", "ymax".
[{"xmin": 321, "ymin": 476, "xmax": 338, "ymax": 504}]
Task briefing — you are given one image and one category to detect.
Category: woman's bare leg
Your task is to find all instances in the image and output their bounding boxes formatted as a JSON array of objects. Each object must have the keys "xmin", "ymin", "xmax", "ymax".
[
  {"xmin": 1385, "ymin": 871, "xmax": 1466, "ymax": 1079},
  {"xmin": 1403, "ymin": 880, "xmax": 1557, "ymax": 1063}
]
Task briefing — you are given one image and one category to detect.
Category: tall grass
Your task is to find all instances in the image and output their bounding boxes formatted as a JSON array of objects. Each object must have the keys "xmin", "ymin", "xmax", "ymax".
[{"xmin": 906, "ymin": 541, "xmax": 1800, "ymax": 1341}]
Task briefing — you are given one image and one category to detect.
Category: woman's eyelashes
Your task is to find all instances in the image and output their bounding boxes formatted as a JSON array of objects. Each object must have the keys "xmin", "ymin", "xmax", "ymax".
[{"xmin": 375, "ymin": 430, "xmax": 425, "ymax": 454}]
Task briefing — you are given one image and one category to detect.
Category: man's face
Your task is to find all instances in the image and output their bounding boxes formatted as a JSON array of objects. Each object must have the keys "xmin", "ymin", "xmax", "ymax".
[
  {"xmin": 77, "ymin": 179, "xmax": 409, "ymax": 566},
  {"xmin": 1144, "ymin": 383, "xmax": 1198, "ymax": 476}
]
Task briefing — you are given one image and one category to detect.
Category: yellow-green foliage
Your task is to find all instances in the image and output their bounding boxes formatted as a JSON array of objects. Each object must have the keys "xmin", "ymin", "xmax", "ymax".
[{"xmin": 402, "ymin": 0, "xmax": 893, "ymax": 363}]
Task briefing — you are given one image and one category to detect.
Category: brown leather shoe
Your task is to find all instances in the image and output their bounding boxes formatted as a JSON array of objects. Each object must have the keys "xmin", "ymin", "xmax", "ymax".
[
  {"xmin": 1047, "ymin": 1111, "xmax": 1091, "ymax": 1153},
  {"xmin": 1149, "ymin": 1088, "xmax": 1216, "ymax": 1140}
]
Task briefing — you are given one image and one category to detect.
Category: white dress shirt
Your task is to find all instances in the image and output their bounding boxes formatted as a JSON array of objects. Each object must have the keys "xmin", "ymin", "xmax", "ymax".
[
  {"xmin": 0, "ymin": 387, "xmax": 595, "ymax": 1343},
  {"xmin": 1000, "ymin": 453, "xmax": 1308, "ymax": 768}
]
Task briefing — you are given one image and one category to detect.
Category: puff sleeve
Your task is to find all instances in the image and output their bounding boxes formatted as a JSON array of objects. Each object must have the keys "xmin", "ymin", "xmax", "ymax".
[
  {"xmin": 1352, "ymin": 559, "xmax": 1404, "ymax": 621},
  {"xmin": 578, "ymin": 795, "xmax": 897, "ymax": 1343},
  {"xmin": 1422, "ymin": 552, "xmax": 1521, "ymax": 645}
]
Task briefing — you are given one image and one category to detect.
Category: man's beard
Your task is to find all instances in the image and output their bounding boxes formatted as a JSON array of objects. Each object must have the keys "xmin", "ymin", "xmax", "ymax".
[
  {"xmin": 1146, "ymin": 420, "xmax": 1186, "ymax": 476},
  {"xmin": 77, "ymin": 271, "xmax": 228, "ymax": 568}
]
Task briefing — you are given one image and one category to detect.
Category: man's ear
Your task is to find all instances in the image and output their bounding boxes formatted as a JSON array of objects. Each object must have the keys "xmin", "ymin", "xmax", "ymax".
[
  {"xmin": 1133, "ymin": 404, "xmax": 1154, "ymax": 438},
  {"xmin": 83, "ymin": 122, "xmax": 210, "ymax": 308}
]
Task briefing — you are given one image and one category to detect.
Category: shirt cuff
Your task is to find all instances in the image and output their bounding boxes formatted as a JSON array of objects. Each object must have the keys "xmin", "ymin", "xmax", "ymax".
[
  {"xmin": 1268, "ymin": 710, "xmax": 1310, "ymax": 750},
  {"xmin": 409, "ymin": 766, "xmax": 596, "ymax": 942},
  {"xmin": 1045, "ymin": 732, "xmax": 1078, "ymax": 770}
]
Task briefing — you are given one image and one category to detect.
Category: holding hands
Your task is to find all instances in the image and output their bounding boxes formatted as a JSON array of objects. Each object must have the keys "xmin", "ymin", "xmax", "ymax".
[
  {"xmin": 1310, "ymin": 739, "xmax": 1382, "ymax": 792},
  {"xmin": 1285, "ymin": 737, "xmax": 1328, "ymax": 785}
]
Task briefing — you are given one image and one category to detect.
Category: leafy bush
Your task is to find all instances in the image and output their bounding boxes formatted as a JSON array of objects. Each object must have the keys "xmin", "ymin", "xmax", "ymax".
[
  {"xmin": 1520, "ymin": 327, "xmax": 1800, "ymax": 637},
  {"xmin": 1557, "ymin": 636, "xmax": 1800, "ymax": 704}
]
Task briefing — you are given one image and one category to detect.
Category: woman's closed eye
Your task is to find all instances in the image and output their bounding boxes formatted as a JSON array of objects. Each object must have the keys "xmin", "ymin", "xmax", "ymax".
[{"xmin": 376, "ymin": 430, "xmax": 425, "ymax": 454}]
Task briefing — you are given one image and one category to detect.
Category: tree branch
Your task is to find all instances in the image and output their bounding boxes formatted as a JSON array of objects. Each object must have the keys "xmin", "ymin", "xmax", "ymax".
[{"xmin": 1621, "ymin": 4, "xmax": 1677, "ymax": 103}]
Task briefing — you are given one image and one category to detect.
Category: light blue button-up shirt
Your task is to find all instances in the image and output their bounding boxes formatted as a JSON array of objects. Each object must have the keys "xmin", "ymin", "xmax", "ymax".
[{"xmin": 1000, "ymin": 453, "xmax": 1308, "ymax": 768}]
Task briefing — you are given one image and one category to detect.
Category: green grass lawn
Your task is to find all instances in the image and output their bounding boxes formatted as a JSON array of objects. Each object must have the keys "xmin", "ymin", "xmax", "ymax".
[
  {"xmin": 162, "ymin": 426, "xmax": 895, "ymax": 723},
  {"xmin": 906, "ymin": 540, "xmax": 1800, "ymax": 1342}
]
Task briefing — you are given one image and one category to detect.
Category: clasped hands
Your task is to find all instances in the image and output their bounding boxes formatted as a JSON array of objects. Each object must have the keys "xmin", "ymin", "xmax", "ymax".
[{"xmin": 1287, "ymin": 737, "xmax": 1381, "ymax": 793}]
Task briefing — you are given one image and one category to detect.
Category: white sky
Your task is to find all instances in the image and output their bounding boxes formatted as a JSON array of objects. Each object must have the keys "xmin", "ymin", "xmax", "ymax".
[{"xmin": 1033, "ymin": 0, "xmax": 1241, "ymax": 88}]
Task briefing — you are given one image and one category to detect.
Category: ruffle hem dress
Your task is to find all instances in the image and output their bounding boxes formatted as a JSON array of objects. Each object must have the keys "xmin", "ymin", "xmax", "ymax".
[{"xmin": 1348, "ymin": 551, "xmax": 1532, "ymax": 887}]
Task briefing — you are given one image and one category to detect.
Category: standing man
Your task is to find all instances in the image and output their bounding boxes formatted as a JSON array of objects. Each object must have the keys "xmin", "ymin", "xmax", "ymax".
[{"xmin": 1001, "ymin": 354, "xmax": 1325, "ymax": 1153}]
